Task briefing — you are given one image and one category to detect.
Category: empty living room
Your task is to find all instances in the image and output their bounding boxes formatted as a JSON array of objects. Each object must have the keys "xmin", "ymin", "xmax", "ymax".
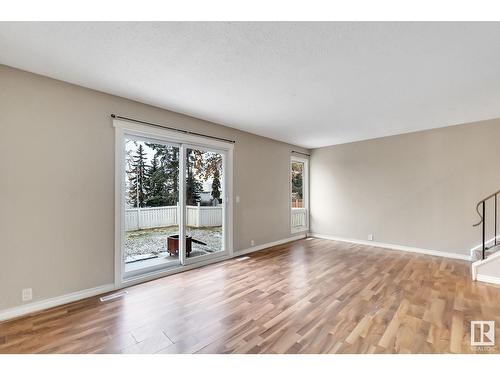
[{"xmin": 2, "ymin": 1, "xmax": 500, "ymax": 373}]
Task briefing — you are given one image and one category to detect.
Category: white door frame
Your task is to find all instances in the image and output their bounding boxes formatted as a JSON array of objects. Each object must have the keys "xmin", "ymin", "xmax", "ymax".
[
  {"xmin": 113, "ymin": 119, "xmax": 234, "ymax": 288},
  {"xmin": 290, "ymin": 155, "xmax": 309, "ymax": 234}
]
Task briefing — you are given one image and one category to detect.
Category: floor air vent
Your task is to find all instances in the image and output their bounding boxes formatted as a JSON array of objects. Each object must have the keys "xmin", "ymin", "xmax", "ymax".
[
  {"xmin": 236, "ymin": 256, "xmax": 250, "ymax": 261},
  {"xmin": 100, "ymin": 290, "xmax": 128, "ymax": 302}
]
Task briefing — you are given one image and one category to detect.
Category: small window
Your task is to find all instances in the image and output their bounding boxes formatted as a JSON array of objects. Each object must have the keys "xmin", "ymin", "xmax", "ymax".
[{"xmin": 291, "ymin": 156, "xmax": 309, "ymax": 233}]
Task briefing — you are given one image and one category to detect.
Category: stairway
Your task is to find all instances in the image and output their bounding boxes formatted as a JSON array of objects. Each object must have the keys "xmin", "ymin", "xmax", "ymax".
[
  {"xmin": 471, "ymin": 241, "xmax": 500, "ymax": 261},
  {"xmin": 471, "ymin": 190, "xmax": 500, "ymax": 284}
]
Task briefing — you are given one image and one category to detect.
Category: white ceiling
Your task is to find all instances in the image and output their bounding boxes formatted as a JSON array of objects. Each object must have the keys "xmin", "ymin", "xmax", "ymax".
[{"xmin": 1, "ymin": 22, "xmax": 500, "ymax": 148}]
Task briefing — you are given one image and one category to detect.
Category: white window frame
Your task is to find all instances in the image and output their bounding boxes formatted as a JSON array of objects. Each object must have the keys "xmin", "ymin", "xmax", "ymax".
[
  {"xmin": 114, "ymin": 118, "xmax": 234, "ymax": 288},
  {"xmin": 290, "ymin": 155, "xmax": 309, "ymax": 234}
]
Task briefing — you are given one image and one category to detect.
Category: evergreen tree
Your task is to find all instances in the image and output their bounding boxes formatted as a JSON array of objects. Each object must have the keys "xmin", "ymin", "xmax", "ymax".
[
  {"xmin": 164, "ymin": 146, "xmax": 179, "ymax": 205},
  {"xmin": 186, "ymin": 149, "xmax": 203, "ymax": 205},
  {"xmin": 128, "ymin": 143, "xmax": 148, "ymax": 208},
  {"xmin": 145, "ymin": 154, "xmax": 168, "ymax": 207},
  {"xmin": 291, "ymin": 162, "xmax": 303, "ymax": 206},
  {"xmin": 141, "ymin": 144, "xmax": 207, "ymax": 206},
  {"xmin": 146, "ymin": 143, "xmax": 180, "ymax": 205}
]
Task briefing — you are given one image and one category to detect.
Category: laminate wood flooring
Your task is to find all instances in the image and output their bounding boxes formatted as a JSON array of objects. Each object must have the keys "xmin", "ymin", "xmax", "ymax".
[{"xmin": 1, "ymin": 238, "xmax": 499, "ymax": 354}]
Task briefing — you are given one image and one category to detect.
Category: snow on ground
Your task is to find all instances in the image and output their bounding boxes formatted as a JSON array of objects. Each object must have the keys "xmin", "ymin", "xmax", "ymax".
[{"xmin": 124, "ymin": 226, "xmax": 223, "ymax": 262}]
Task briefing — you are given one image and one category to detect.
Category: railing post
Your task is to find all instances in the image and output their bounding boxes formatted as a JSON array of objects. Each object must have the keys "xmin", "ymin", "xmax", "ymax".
[{"xmin": 482, "ymin": 201, "xmax": 486, "ymax": 260}]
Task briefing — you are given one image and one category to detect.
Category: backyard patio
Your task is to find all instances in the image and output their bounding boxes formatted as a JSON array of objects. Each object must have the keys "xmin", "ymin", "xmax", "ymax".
[{"xmin": 124, "ymin": 226, "xmax": 223, "ymax": 263}]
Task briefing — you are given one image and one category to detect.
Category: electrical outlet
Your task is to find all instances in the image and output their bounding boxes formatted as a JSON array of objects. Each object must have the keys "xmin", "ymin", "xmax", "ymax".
[
  {"xmin": 250, "ymin": 240, "xmax": 255, "ymax": 247},
  {"xmin": 236, "ymin": 195, "xmax": 240, "ymax": 203},
  {"xmin": 368, "ymin": 234, "xmax": 374, "ymax": 241},
  {"xmin": 22, "ymin": 288, "xmax": 32, "ymax": 302}
]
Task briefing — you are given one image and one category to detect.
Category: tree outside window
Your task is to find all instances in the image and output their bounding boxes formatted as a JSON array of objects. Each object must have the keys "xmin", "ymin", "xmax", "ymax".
[{"xmin": 291, "ymin": 161, "xmax": 304, "ymax": 208}]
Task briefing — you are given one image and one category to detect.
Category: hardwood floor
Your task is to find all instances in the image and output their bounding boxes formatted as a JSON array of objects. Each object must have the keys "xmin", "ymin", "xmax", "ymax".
[{"xmin": 1, "ymin": 238, "xmax": 500, "ymax": 354}]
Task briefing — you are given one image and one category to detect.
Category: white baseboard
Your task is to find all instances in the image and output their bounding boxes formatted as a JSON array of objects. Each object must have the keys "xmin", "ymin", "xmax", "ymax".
[
  {"xmin": 310, "ymin": 233, "xmax": 471, "ymax": 261},
  {"xmin": 0, "ymin": 283, "xmax": 115, "ymax": 322},
  {"xmin": 235, "ymin": 234, "xmax": 307, "ymax": 256},
  {"xmin": 476, "ymin": 274, "xmax": 500, "ymax": 285}
]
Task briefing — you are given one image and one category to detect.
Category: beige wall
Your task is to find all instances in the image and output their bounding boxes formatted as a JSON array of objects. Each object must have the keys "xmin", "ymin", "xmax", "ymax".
[
  {"xmin": 0, "ymin": 65, "xmax": 308, "ymax": 311},
  {"xmin": 310, "ymin": 119, "xmax": 500, "ymax": 256}
]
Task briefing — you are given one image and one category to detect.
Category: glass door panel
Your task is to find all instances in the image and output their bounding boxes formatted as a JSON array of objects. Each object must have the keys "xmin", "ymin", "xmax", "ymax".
[
  {"xmin": 123, "ymin": 137, "xmax": 181, "ymax": 277},
  {"xmin": 184, "ymin": 146, "xmax": 225, "ymax": 261},
  {"xmin": 291, "ymin": 157, "xmax": 309, "ymax": 232}
]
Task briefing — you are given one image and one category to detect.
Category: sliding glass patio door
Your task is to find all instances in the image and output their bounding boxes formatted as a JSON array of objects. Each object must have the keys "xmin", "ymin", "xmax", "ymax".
[{"xmin": 116, "ymin": 122, "xmax": 232, "ymax": 283}]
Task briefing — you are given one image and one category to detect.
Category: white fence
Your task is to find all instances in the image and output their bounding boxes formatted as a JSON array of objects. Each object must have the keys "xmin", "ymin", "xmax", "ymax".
[
  {"xmin": 291, "ymin": 208, "xmax": 307, "ymax": 228},
  {"xmin": 186, "ymin": 206, "xmax": 222, "ymax": 228},
  {"xmin": 126, "ymin": 205, "xmax": 305, "ymax": 231},
  {"xmin": 125, "ymin": 205, "xmax": 223, "ymax": 231}
]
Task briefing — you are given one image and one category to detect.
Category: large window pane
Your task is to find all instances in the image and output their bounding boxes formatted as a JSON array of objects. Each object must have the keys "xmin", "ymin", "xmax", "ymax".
[{"xmin": 184, "ymin": 147, "xmax": 224, "ymax": 260}]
